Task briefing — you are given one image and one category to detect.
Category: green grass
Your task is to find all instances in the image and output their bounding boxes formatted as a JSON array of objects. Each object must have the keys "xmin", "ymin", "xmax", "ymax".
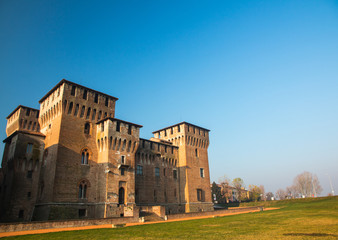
[{"xmin": 4, "ymin": 196, "xmax": 338, "ymax": 240}]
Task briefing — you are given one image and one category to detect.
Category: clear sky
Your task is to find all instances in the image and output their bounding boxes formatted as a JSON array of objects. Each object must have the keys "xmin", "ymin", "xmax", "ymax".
[{"xmin": 0, "ymin": 0, "xmax": 337, "ymax": 196}]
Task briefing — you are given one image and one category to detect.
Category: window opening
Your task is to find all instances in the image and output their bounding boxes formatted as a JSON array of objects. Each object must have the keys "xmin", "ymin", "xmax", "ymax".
[
  {"xmin": 155, "ymin": 167, "xmax": 160, "ymax": 177},
  {"xmin": 71, "ymin": 86, "xmax": 76, "ymax": 96},
  {"xmin": 83, "ymin": 89, "xmax": 87, "ymax": 99},
  {"xmin": 81, "ymin": 149, "xmax": 89, "ymax": 164}
]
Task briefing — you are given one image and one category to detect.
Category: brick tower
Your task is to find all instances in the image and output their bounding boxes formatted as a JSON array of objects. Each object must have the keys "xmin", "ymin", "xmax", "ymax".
[{"xmin": 153, "ymin": 122, "xmax": 213, "ymax": 212}]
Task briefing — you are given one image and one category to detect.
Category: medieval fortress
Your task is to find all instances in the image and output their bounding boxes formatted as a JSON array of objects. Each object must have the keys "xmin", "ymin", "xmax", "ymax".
[{"xmin": 0, "ymin": 79, "xmax": 213, "ymax": 222}]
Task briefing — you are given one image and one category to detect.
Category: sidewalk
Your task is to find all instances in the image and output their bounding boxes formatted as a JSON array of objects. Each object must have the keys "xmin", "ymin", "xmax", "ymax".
[{"xmin": 0, "ymin": 208, "xmax": 278, "ymax": 238}]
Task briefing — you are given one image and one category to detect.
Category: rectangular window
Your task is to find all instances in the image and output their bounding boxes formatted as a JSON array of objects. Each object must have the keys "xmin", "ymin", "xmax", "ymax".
[
  {"xmin": 136, "ymin": 165, "xmax": 143, "ymax": 175},
  {"xmin": 27, "ymin": 170, "xmax": 33, "ymax": 178},
  {"xmin": 18, "ymin": 210, "xmax": 24, "ymax": 219},
  {"xmin": 79, "ymin": 209, "xmax": 86, "ymax": 217},
  {"xmin": 94, "ymin": 93, "xmax": 98, "ymax": 103},
  {"xmin": 164, "ymin": 130, "xmax": 167, "ymax": 137},
  {"xmin": 83, "ymin": 89, "xmax": 88, "ymax": 99},
  {"xmin": 121, "ymin": 156, "xmax": 125, "ymax": 164},
  {"xmin": 171, "ymin": 128, "xmax": 173, "ymax": 134},
  {"xmin": 26, "ymin": 143, "xmax": 33, "ymax": 154},
  {"xmin": 116, "ymin": 121, "xmax": 120, "ymax": 132},
  {"xmin": 120, "ymin": 167, "xmax": 125, "ymax": 176},
  {"xmin": 173, "ymin": 170, "xmax": 177, "ymax": 179},
  {"xmin": 27, "ymin": 192, "xmax": 31, "ymax": 198},
  {"xmin": 128, "ymin": 125, "xmax": 132, "ymax": 135},
  {"xmin": 178, "ymin": 125, "xmax": 180, "ymax": 132},
  {"xmin": 105, "ymin": 97, "xmax": 109, "ymax": 107},
  {"xmin": 71, "ymin": 86, "xmax": 76, "ymax": 96},
  {"xmin": 155, "ymin": 167, "xmax": 160, "ymax": 177},
  {"xmin": 26, "ymin": 109, "xmax": 30, "ymax": 116},
  {"xmin": 197, "ymin": 189, "xmax": 203, "ymax": 201},
  {"xmin": 200, "ymin": 168, "xmax": 204, "ymax": 178}
]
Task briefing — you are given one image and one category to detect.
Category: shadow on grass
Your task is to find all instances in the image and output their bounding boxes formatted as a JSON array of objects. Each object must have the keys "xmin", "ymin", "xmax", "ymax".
[{"xmin": 284, "ymin": 233, "xmax": 337, "ymax": 237}]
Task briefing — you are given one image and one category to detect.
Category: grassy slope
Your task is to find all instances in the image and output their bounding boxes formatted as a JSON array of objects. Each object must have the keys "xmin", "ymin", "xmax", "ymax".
[{"xmin": 4, "ymin": 196, "xmax": 338, "ymax": 240}]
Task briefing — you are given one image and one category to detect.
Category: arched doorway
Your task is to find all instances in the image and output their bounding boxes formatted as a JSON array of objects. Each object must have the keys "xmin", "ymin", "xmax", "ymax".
[{"xmin": 119, "ymin": 187, "xmax": 125, "ymax": 205}]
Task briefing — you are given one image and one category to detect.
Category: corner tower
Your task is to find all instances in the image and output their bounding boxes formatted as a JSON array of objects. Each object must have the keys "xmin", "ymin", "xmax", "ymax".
[{"xmin": 153, "ymin": 122, "xmax": 213, "ymax": 212}]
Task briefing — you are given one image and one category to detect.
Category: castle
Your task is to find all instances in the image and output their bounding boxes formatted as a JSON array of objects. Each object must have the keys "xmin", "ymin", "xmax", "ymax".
[{"xmin": 0, "ymin": 79, "xmax": 213, "ymax": 222}]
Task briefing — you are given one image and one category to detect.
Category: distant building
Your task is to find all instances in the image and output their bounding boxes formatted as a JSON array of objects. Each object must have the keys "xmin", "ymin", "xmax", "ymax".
[
  {"xmin": 211, "ymin": 183, "xmax": 250, "ymax": 203},
  {"xmin": 0, "ymin": 79, "xmax": 213, "ymax": 222}
]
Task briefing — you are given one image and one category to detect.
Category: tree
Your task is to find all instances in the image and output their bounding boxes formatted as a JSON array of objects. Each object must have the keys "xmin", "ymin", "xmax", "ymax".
[
  {"xmin": 275, "ymin": 189, "xmax": 287, "ymax": 200},
  {"xmin": 211, "ymin": 181, "xmax": 222, "ymax": 203},
  {"xmin": 266, "ymin": 192, "xmax": 274, "ymax": 201},
  {"xmin": 248, "ymin": 185, "xmax": 262, "ymax": 202},
  {"xmin": 232, "ymin": 178, "xmax": 245, "ymax": 202},
  {"xmin": 293, "ymin": 171, "xmax": 322, "ymax": 197},
  {"xmin": 259, "ymin": 185, "xmax": 266, "ymax": 201},
  {"xmin": 218, "ymin": 176, "xmax": 232, "ymax": 203},
  {"xmin": 286, "ymin": 185, "xmax": 299, "ymax": 199}
]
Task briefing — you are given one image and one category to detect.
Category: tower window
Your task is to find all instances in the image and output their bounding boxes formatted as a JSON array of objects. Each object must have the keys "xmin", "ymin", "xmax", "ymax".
[
  {"xmin": 81, "ymin": 149, "xmax": 89, "ymax": 164},
  {"xmin": 171, "ymin": 128, "xmax": 173, "ymax": 134},
  {"xmin": 68, "ymin": 102, "xmax": 73, "ymax": 114},
  {"xmin": 121, "ymin": 156, "xmax": 125, "ymax": 164},
  {"xmin": 136, "ymin": 165, "xmax": 143, "ymax": 175},
  {"xmin": 128, "ymin": 125, "xmax": 132, "ymax": 135},
  {"xmin": 155, "ymin": 167, "xmax": 160, "ymax": 177},
  {"xmin": 173, "ymin": 169, "xmax": 177, "ymax": 179},
  {"xmin": 26, "ymin": 143, "xmax": 33, "ymax": 154},
  {"xmin": 78, "ymin": 181, "xmax": 87, "ymax": 199},
  {"xmin": 105, "ymin": 97, "xmax": 109, "ymax": 107},
  {"xmin": 197, "ymin": 189, "xmax": 203, "ymax": 201},
  {"xmin": 83, "ymin": 90, "xmax": 88, "ymax": 100},
  {"xmin": 84, "ymin": 123, "xmax": 90, "ymax": 134},
  {"xmin": 86, "ymin": 108, "xmax": 91, "ymax": 119},
  {"xmin": 94, "ymin": 93, "xmax": 98, "ymax": 103},
  {"xmin": 101, "ymin": 123, "xmax": 104, "ymax": 132},
  {"xmin": 200, "ymin": 168, "xmax": 204, "ymax": 178},
  {"xmin": 195, "ymin": 148, "xmax": 198, "ymax": 157},
  {"xmin": 80, "ymin": 106, "xmax": 85, "ymax": 118},
  {"xmin": 71, "ymin": 86, "xmax": 76, "ymax": 96},
  {"xmin": 26, "ymin": 109, "xmax": 30, "ymax": 116},
  {"xmin": 178, "ymin": 125, "xmax": 180, "ymax": 132},
  {"xmin": 116, "ymin": 121, "xmax": 120, "ymax": 132},
  {"xmin": 18, "ymin": 210, "xmax": 24, "ymax": 219},
  {"xmin": 120, "ymin": 167, "xmax": 125, "ymax": 176}
]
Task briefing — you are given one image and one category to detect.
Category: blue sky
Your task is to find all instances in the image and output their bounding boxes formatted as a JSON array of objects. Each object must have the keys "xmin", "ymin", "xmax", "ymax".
[{"xmin": 0, "ymin": 0, "xmax": 337, "ymax": 196}]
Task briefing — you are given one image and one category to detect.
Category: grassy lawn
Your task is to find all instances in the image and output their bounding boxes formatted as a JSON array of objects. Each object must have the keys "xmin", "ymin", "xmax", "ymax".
[{"xmin": 4, "ymin": 196, "xmax": 338, "ymax": 240}]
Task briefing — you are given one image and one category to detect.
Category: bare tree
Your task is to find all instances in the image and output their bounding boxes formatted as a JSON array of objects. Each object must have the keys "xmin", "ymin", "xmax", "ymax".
[
  {"xmin": 218, "ymin": 175, "xmax": 232, "ymax": 203},
  {"xmin": 266, "ymin": 192, "xmax": 274, "ymax": 201},
  {"xmin": 259, "ymin": 185, "xmax": 266, "ymax": 201},
  {"xmin": 275, "ymin": 189, "xmax": 287, "ymax": 200},
  {"xmin": 232, "ymin": 178, "xmax": 245, "ymax": 202},
  {"xmin": 286, "ymin": 185, "xmax": 299, "ymax": 199},
  {"xmin": 293, "ymin": 171, "xmax": 322, "ymax": 197}
]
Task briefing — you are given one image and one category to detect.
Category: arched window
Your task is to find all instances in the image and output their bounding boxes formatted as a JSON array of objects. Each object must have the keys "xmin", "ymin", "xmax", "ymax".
[
  {"xmin": 81, "ymin": 149, "xmax": 89, "ymax": 164},
  {"xmin": 78, "ymin": 180, "xmax": 87, "ymax": 199},
  {"xmin": 84, "ymin": 123, "xmax": 90, "ymax": 134},
  {"xmin": 68, "ymin": 102, "xmax": 73, "ymax": 114}
]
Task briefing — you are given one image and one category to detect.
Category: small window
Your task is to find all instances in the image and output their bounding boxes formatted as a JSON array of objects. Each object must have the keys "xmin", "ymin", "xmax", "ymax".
[
  {"xmin": 27, "ymin": 170, "xmax": 33, "ymax": 178},
  {"xmin": 155, "ymin": 167, "xmax": 160, "ymax": 177},
  {"xmin": 18, "ymin": 210, "xmax": 24, "ymax": 219},
  {"xmin": 195, "ymin": 148, "xmax": 198, "ymax": 157},
  {"xmin": 74, "ymin": 104, "xmax": 79, "ymax": 116},
  {"xmin": 128, "ymin": 125, "xmax": 132, "ymax": 135},
  {"xmin": 101, "ymin": 123, "xmax": 104, "ymax": 131},
  {"xmin": 163, "ymin": 168, "xmax": 166, "ymax": 176},
  {"xmin": 116, "ymin": 121, "xmax": 120, "ymax": 132},
  {"xmin": 173, "ymin": 169, "xmax": 177, "ymax": 179},
  {"xmin": 193, "ymin": 127, "xmax": 196, "ymax": 134},
  {"xmin": 81, "ymin": 149, "xmax": 89, "ymax": 164},
  {"xmin": 27, "ymin": 192, "xmax": 31, "ymax": 198},
  {"xmin": 71, "ymin": 86, "xmax": 76, "ymax": 96},
  {"xmin": 171, "ymin": 128, "xmax": 173, "ymax": 134},
  {"xmin": 165, "ymin": 146, "xmax": 167, "ymax": 153},
  {"xmin": 68, "ymin": 102, "xmax": 73, "ymax": 114},
  {"xmin": 105, "ymin": 97, "xmax": 109, "ymax": 107},
  {"xmin": 200, "ymin": 168, "xmax": 204, "ymax": 178},
  {"xmin": 188, "ymin": 125, "xmax": 190, "ymax": 132},
  {"xmin": 92, "ymin": 109, "xmax": 96, "ymax": 120},
  {"xmin": 120, "ymin": 168, "xmax": 125, "ymax": 176},
  {"xmin": 80, "ymin": 106, "xmax": 85, "ymax": 118},
  {"xmin": 26, "ymin": 109, "xmax": 30, "ymax": 116},
  {"xmin": 84, "ymin": 123, "xmax": 90, "ymax": 134},
  {"xmin": 26, "ymin": 143, "xmax": 33, "ymax": 154},
  {"xmin": 178, "ymin": 125, "xmax": 180, "ymax": 132},
  {"xmin": 164, "ymin": 130, "xmax": 167, "ymax": 137},
  {"xmin": 79, "ymin": 209, "xmax": 86, "ymax": 217},
  {"xmin": 121, "ymin": 156, "xmax": 125, "ymax": 164},
  {"xmin": 97, "ymin": 111, "xmax": 102, "ymax": 120},
  {"xmin": 86, "ymin": 107, "xmax": 91, "ymax": 119},
  {"xmin": 197, "ymin": 189, "xmax": 203, "ymax": 201},
  {"xmin": 79, "ymin": 181, "xmax": 87, "ymax": 199},
  {"xmin": 83, "ymin": 89, "xmax": 88, "ymax": 99},
  {"xmin": 94, "ymin": 93, "xmax": 98, "ymax": 103},
  {"xmin": 136, "ymin": 165, "xmax": 143, "ymax": 175}
]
